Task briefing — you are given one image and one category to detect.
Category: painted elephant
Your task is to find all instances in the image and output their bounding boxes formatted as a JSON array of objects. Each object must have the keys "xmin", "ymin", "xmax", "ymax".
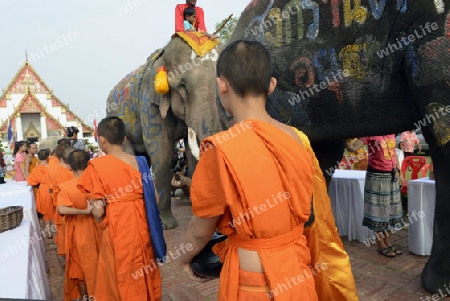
[
  {"xmin": 214, "ymin": 0, "xmax": 449, "ymax": 294},
  {"xmin": 106, "ymin": 36, "xmax": 222, "ymax": 229}
]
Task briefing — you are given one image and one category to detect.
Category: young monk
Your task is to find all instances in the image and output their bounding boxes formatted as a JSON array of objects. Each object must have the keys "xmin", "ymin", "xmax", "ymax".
[
  {"xmin": 179, "ymin": 40, "xmax": 358, "ymax": 300},
  {"xmin": 27, "ymin": 148, "xmax": 54, "ymax": 237},
  {"xmin": 77, "ymin": 116, "xmax": 162, "ymax": 301},
  {"xmin": 47, "ymin": 144, "xmax": 74, "ymax": 259},
  {"xmin": 57, "ymin": 150, "xmax": 100, "ymax": 301}
]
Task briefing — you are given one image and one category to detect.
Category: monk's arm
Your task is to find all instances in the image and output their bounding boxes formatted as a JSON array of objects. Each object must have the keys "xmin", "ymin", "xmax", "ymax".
[
  {"xmin": 58, "ymin": 205, "xmax": 91, "ymax": 215},
  {"xmin": 179, "ymin": 215, "xmax": 220, "ymax": 265},
  {"xmin": 90, "ymin": 199, "xmax": 105, "ymax": 219},
  {"xmin": 27, "ymin": 172, "xmax": 38, "ymax": 186},
  {"xmin": 23, "ymin": 156, "xmax": 30, "ymax": 177}
]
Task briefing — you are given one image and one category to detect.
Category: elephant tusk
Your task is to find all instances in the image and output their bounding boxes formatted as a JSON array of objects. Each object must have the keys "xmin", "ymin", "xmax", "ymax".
[{"xmin": 188, "ymin": 127, "xmax": 200, "ymax": 161}]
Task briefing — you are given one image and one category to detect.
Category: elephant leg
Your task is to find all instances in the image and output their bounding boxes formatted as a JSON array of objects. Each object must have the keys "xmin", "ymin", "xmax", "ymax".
[
  {"xmin": 404, "ymin": 34, "xmax": 450, "ymax": 292},
  {"xmin": 311, "ymin": 139, "xmax": 346, "ymax": 185},
  {"xmin": 421, "ymin": 128, "xmax": 450, "ymax": 293}
]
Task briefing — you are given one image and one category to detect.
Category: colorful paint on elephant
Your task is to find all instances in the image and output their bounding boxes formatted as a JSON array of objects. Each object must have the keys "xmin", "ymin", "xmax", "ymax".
[{"xmin": 242, "ymin": 0, "xmax": 450, "ymax": 111}]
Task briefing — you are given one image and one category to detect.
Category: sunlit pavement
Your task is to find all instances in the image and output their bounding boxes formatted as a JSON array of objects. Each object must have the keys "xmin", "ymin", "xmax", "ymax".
[{"xmin": 45, "ymin": 196, "xmax": 449, "ymax": 301}]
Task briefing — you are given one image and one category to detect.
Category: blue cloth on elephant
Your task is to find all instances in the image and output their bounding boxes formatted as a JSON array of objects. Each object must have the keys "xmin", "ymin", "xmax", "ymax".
[{"xmin": 136, "ymin": 156, "xmax": 167, "ymax": 263}]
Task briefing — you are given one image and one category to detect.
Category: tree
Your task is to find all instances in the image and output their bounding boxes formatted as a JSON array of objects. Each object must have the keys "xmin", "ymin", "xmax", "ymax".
[{"xmin": 215, "ymin": 15, "xmax": 238, "ymax": 44}]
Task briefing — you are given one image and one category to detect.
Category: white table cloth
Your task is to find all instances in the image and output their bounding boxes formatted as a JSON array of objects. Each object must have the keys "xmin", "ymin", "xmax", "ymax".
[
  {"xmin": 408, "ymin": 177, "xmax": 435, "ymax": 256},
  {"xmin": 0, "ymin": 181, "xmax": 51, "ymax": 299},
  {"xmin": 328, "ymin": 169, "xmax": 375, "ymax": 242}
]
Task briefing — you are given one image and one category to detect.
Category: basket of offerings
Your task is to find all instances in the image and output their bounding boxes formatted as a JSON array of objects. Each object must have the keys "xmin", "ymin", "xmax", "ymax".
[{"xmin": 0, "ymin": 206, "xmax": 23, "ymax": 233}]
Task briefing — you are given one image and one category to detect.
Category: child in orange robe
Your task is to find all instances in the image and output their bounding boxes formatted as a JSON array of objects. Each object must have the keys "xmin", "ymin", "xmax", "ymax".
[
  {"xmin": 48, "ymin": 145, "xmax": 74, "ymax": 259},
  {"xmin": 58, "ymin": 149, "xmax": 100, "ymax": 301},
  {"xmin": 27, "ymin": 148, "xmax": 54, "ymax": 237},
  {"xmin": 78, "ymin": 116, "xmax": 162, "ymax": 301}
]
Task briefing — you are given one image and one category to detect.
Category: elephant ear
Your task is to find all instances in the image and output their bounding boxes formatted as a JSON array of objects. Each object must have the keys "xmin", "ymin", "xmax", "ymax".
[{"xmin": 149, "ymin": 51, "xmax": 171, "ymax": 119}]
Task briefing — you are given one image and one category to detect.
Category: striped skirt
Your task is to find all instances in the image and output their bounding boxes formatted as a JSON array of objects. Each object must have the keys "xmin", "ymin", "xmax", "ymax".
[{"xmin": 362, "ymin": 171, "xmax": 404, "ymax": 231}]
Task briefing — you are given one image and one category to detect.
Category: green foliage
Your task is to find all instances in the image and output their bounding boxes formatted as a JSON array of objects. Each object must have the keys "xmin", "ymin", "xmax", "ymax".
[
  {"xmin": 215, "ymin": 15, "xmax": 238, "ymax": 44},
  {"xmin": 0, "ymin": 142, "xmax": 4, "ymax": 153}
]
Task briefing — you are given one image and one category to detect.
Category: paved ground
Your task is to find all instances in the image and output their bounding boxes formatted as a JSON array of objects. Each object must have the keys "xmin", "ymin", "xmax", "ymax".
[{"xmin": 45, "ymin": 196, "xmax": 449, "ymax": 301}]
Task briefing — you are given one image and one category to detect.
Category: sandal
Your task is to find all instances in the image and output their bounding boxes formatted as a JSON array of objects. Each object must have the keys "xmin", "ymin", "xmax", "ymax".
[
  {"xmin": 378, "ymin": 247, "xmax": 396, "ymax": 258},
  {"xmin": 388, "ymin": 245, "xmax": 403, "ymax": 255}
]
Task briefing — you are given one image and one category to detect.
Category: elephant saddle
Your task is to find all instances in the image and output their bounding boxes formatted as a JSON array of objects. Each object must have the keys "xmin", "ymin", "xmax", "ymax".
[{"xmin": 172, "ymin": 31, "xmax": 219, "ymax": 57}]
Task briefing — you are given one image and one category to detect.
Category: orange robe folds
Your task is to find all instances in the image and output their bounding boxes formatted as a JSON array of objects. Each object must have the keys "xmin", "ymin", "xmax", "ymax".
[
  {"xmin": 29, "ymin": 156, "xmax": 38, "ymax": 174},
  {"xmin": 48, "ymin": 164, "xmax": 74, "ymax": 255},
  {"xmin": 192, "ymin": 120, "xmax": 358, "ymax": 301},
  {"xmin": 78, "ymin": 155, "xmax": 162, "ymax": 301},
  {"xmin": 27, "ymin": 165, "xmax": 53, "ymax": 221},
  {"xmin": 293, "ymin": 129, "xmax": 359, "ymax": 301},
  {"xmin": 48, "ymin": 155, "xmax": 58, "ymax": 165},
  {"xmin": 57, "ymin": 178, "xmax": 101, "ymax": 301},
  {"xmin": 192, "ymin": 120, "xmax": 317, "ymax": 300}
]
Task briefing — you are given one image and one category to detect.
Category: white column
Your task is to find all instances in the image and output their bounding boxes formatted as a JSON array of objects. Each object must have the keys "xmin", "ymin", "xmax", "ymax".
[
  {"xmin": 77, "ymin": 123, "xmax": 83, "ymax": 139},
  {"xmin": 40, "ymin": 112, "xmax": 47, "ymax": 140},
  {"xmin": 16, "ymin": 113, "xmax": 23, "ymax": 141}
]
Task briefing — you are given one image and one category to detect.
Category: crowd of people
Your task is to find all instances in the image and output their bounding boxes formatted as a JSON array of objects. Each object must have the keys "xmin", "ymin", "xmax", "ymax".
[{"xmin": 1, "ymin": 118, "xmax": 160, "ymax": 301}]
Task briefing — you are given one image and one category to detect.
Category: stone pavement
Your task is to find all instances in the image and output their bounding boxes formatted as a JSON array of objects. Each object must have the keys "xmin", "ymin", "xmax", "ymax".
[{"xmin": 44, "ymin": 197, "xmax": 449, "ymax": 301}]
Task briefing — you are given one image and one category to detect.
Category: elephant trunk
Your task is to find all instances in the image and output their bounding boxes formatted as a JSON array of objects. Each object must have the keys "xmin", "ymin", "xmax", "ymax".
[{"xmin": 186, "ymin": 86, "xmax": 222, "ymax": 159}]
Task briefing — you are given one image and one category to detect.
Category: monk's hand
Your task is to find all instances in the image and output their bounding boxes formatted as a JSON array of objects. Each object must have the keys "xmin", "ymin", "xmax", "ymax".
[
  {"xmin": 86, "ymin": 200, "xmax": 94, "ymax": 214},
  {"xmin": 180, "ymin": 262, "xmax": 210, "ymax": 282}
]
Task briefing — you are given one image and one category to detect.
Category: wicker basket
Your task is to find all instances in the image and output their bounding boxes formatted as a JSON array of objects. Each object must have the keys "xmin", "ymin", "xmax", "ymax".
[{"xmin": 0, "ymin": 206, "xmax": 23, "ymax": 233}]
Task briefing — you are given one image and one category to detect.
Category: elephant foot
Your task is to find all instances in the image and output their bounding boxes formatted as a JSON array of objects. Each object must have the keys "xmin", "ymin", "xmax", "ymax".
[
  {"xmin": 160, "ymin": 211, "xmax": 179, "ymax": 229},
  {"xmin": 422, "ymin": 255, "xmax": 450, "ymax": 295}
]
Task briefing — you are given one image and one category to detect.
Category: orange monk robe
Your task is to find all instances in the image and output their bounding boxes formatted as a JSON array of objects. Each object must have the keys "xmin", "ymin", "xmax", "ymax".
[
  {"xmin": 28, "ymin": 156, "xmax": 39, "ymax": 199},
  {"xmin": 27, "ymin": 165, "xmax": 54, "ymax": 221},
  {"xmin": 57, "ymin": 178, "xmax": 101, "ymax": 301},
  {"xmin": 48, "ymin": 155, "xmax": 58, "ymax": 165},
  {"xmin": 293, "ymin": 128, "xmax": 358, "ymax": 301},
  {"xmin": 77, "ymin": 155, "xmax": 162, "ymax": 301},
  {"xmin": 48, "ymin": 164, "xmax": 74, "ymax": 255},
  {"xmin": 191, "ymin": 120, "xmax": 317, "ymax": 301},
  {"xmin": 28, "ymin": 155, "xmax": 38, "ymax": 174}
]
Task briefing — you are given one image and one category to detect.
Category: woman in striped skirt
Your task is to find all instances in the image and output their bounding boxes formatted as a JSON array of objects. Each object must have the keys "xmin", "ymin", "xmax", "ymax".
[{"xmin": 347, "ymin": 135, "xmax": 404, "ymax": 257}]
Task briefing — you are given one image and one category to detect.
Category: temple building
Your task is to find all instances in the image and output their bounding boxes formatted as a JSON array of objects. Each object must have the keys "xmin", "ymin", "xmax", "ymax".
[{"xmin": 0, "ymin": 60, "xmax": 93, "ymax": 144}]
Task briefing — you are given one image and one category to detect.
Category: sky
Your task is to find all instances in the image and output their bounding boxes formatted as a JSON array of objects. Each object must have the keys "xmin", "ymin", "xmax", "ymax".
[{"xmin": 0, "ymin": 0, "xmax": 246, "ymax": 127}]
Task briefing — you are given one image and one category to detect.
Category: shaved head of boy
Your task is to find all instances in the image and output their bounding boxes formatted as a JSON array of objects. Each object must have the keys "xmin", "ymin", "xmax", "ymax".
[
  {"xmin": 54, "ymin": 144, "xmax": 69, "ymax": 161},
  {"xmin": 215, "ymin": 40, "xmax": 277, "ymax": 120},
  {"xmin": 37, "ymin": 149, "xmax": 50, "ymax": 161},
  {"xmin": 68, "ymin": 150, "xmax": 90, "ymax": 172},
  {"xmin": 216, "ymin": 39, "xmax": 274, "ymax": 98},
  {"xmin": 98, "ymin": 116, "xmax": 125, "ymax": 146}
]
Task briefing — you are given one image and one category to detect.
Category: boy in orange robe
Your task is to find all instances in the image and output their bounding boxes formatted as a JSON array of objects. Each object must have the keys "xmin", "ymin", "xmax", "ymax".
[
  {"xmin": 180, "ymin": 40, "xmax": 358, "ymax": 300},
  {"xmin": 57, "ymin": 149, "xmax": 100, "ymax": 301},
  {"xmin": 27, "ymin": 148, "xmax": 54, "ymax": 237},
  {"xmin": 78, "ymin": 116, "xmax": 162, "ymax": 301},
  {"xmin": 48, "ymin": 144, "xmax": 74, "ymax": 258}
]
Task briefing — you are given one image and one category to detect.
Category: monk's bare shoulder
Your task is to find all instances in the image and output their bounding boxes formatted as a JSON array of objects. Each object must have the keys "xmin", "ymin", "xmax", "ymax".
[{"xmin": 270, "ymin": 119, "xmax": 303, "ymax": 146}]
